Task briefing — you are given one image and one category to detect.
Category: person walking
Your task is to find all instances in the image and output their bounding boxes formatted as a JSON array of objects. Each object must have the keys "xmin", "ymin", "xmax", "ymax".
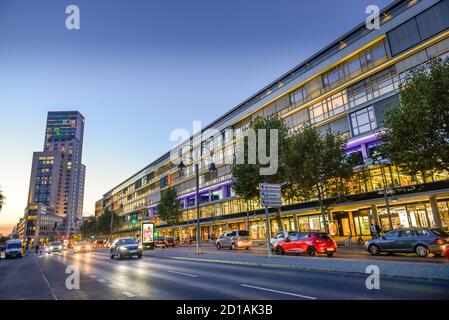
[
  {"xmin": 370, "ymin": 223, "xmax": 378, "ymax": 239},
  {"xmin": 375, "ymin": 223, "xmax": 382, "ymax": 238}
]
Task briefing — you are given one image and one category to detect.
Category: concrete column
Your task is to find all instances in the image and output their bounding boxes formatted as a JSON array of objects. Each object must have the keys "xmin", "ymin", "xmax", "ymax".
[
  {"xmin": 371, "ymin": 205, "xmax": 379, "ymax": 225},
  {"xmin": 429, "ymin": 196, "xmax": 442, "ymax": 228},
  {"xmin": 293, "ymin": 214, "xmax": 299, "ymax": 231}
]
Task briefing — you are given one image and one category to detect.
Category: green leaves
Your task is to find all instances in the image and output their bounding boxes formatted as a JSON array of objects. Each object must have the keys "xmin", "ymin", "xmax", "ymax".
[
  {"xmin": 156, "ymin": 187, "xmax": 182, "ymax": 225},
  {"xmin": 381, "ymin": 57, "xmax": 449, "ymax": 178},
  {"xmin": 231, "ymin": 116, "xmax": 289, "ymax": 202}
]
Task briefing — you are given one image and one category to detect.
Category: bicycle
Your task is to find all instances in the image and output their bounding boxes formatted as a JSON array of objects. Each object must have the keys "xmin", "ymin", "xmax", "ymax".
[{"xmin": 344, "ymin": 233, "xmax": 365, "ymax": 247}]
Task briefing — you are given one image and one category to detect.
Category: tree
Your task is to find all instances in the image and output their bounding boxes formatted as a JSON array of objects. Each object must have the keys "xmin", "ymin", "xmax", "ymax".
[
  {"xmin": 157, "ymin": 187, "xmax": 182, "ymax": 237},
  {"xmin": 97, "ymin": 209, "xmax": 121, "ymax": 236},
  {"xmin": 231, "ymin": 116, "xmax": 289, "ymax": 230},
  {"xmin": 0, "ymin": 187, "xmax": 4, "ymax": 212},
  {"xmin": 380, "ymin": 57, "xmax": 449, "ymax": 180},
  {"xmin": 284, "ymin": 125, "xmax": 354, "ymax": 232}
]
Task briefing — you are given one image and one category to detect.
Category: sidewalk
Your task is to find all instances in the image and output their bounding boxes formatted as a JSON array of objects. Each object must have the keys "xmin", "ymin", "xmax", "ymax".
[{"xmin": 144, "ymin": 246, "xmax": 449, "ymax": 283}]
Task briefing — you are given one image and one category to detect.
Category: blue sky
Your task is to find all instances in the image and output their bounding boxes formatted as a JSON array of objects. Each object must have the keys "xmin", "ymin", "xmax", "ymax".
[{"xmin": 0, "ymin": 0, "xmax": 392, "ymax": 234}]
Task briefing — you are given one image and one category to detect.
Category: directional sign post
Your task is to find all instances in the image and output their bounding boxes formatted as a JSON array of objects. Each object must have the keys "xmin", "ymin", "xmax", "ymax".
[{"xmin": 259, "ymin": 183, "xmax": 282, "ymax": 256}]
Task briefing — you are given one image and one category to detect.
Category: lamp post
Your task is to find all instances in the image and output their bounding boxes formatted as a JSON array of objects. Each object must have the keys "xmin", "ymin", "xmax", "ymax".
[
  {"xmin": 178, "ymin": 154, "xmax": 216, "ymax": 254},
  {"xmin": 368, "ymin": 152, "xmax": 394, "ymax": 230}
]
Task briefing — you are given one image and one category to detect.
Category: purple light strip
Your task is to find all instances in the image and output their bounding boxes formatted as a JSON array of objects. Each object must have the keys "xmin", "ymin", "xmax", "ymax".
[{"xmin": 346, "ymin": 132, "xmax": 381, "ymax": 149}]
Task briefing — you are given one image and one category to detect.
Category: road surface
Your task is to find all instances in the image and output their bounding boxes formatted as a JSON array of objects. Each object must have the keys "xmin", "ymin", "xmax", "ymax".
[{"xmin": 0, "ymin": 250, "xmax": 448, "ymax": 300}]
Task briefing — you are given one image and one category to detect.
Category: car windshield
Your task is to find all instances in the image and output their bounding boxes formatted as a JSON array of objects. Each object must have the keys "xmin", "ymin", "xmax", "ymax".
[
  {"xmin": 6, "ymin": 243, "xmax": 21, "ymax": 249},
  {"xmin": 119, "ymin": 238, "xmax": 138, "ymax": 245},
  {"xmin": 238, "ymin": 231, "xmax": 249, "ymax": 236},
  {"xmin": 51, "ymin": 242, "xmax": 61, "ymax": 246},
  {"xmin": 431, "ymin": 229, "xmax": 449, "ymax": 237}
]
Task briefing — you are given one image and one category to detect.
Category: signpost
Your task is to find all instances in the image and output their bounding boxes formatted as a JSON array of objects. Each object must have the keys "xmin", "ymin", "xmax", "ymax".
[
  {"xmin": 259, "ymin": 183, "xmax": 282, "ymax": 256},
  {"xmin": 141, "ymin": 222, "xmax": 154, "ymax": 250}
]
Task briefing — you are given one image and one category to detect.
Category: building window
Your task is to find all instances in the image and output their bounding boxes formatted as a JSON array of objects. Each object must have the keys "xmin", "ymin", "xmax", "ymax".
[{"xmin": 350, "ymin": 106, "xmax": 377, "ymax": 136}]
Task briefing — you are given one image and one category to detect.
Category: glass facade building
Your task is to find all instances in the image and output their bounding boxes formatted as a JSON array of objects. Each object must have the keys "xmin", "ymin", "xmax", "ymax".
[{"xmin": 97, "ymin": 0, "xmax": 449, "ymax": 241}]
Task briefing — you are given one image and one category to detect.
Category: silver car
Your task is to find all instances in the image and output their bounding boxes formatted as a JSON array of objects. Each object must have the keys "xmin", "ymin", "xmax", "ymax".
[
  {"xmin": 216, "ymin": 230, "xmax": 252, "ymax": 250},
  {"xmin": 365, "ymin": 228, "xmax": 449, "ymax": 257}
]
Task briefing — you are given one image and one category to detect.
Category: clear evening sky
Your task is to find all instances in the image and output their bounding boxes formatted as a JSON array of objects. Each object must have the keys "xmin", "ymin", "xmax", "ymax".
[{"xmin": 0, "ymin": 0, "xmax": 392, "ymax": 235}]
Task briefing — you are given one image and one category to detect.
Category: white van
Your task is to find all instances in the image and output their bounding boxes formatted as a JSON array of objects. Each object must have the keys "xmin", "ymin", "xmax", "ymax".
[{"xmin": 5, "ymin": 240, "xmax": 23, "ymax": 259}]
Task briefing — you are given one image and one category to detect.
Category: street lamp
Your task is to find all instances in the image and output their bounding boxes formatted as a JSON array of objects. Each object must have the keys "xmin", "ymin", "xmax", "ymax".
[
  {"xmin": 367, "ymin": 151, "xmax": 394, "ymax": 230},
  {"xmin": 177, "ymin": 149, "xmax": 216, "ymax": 254}
]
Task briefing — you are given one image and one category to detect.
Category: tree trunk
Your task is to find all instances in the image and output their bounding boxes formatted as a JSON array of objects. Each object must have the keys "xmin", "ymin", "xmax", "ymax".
[{"xmin": 276, "ymin": 208, "xmax": 284, "ymax": 232}]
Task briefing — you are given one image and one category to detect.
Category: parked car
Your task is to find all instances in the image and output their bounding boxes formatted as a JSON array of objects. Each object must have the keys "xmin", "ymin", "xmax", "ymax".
[
  {"xmin": 5, "ymin": 239, "xmax": 23, "ymax": 259},
  {"xmin": 48, "ymin": 241, "xmax": 63, "ymax": 253},
  {"xmin": 0, "ymin": 246, "xmax": 5, "ymax": 259},
  {"xmin": 365, "ymin": 228, "xmax": 449, "ymax": 257},
  {"xmin": 110, "ymin": 237, "xmax": 143, "ymax": 259},
  {"xmin": 270, "ymin": 231, "xmax": 299, "ymax": 251},
  {"xmin": 274, "ymin": 231, "xmax": 337, "ymax": 257},
  {"xmin": 216, "ymin": 230, "xmax": 252, "ymax": 250},
  {"xmin": 165, "ymin": 237, "xmax": 177, "ymax": 247},
  {"xmin": 74, "ymin": 241, "xmax": 92, "ymax": 253},
  {"xmin": 444, "ymin": 244, "xmax": 449, "ymax": 259},
  {"xmin": 154, "ymin": 236, "xmax": 169, "ymax": 248}
]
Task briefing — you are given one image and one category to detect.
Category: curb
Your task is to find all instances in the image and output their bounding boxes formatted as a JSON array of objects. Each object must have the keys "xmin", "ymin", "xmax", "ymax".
[{"xmin": 169, "ymin": 256, "xmax": 449, "ymax": 284}]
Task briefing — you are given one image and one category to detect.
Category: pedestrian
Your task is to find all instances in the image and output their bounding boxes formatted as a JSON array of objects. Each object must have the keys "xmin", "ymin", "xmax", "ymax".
[
  {"xmin": 370, "ymin": 223, "xmax": 377, "ymax": 239},
  {"xmin": 375, "ymin": 223, "xmax": 382, "ymax": 238}
]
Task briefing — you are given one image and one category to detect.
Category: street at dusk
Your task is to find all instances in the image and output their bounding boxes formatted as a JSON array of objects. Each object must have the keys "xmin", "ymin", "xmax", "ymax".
[
  {"xmin": 1, "ymin": 0, "xmax": 449, "ymax": 312},
  {"xmin": 1, "ymin": 247, "xmax": 449, "ymax": 300}
]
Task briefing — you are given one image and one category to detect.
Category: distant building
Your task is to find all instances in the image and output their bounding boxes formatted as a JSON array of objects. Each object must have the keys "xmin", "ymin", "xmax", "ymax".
[{"xmin": 21, "ymin": 111, "xmax": 86, "ymax": 244}]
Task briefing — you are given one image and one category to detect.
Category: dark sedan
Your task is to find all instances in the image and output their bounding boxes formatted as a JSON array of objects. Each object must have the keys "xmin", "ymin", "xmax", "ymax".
[
  {"xmin": 110, "ymin": 237, "xmax": 143, "ymax": 260},
  {"xmin": 365, "ymin": 228, "xmax": 449, "ymax": 257}
]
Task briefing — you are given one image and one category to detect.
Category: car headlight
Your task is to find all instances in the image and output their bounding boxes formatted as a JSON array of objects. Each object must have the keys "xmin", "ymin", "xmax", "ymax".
[
  {"xmin": 138, "ymin": 244, "xmax": 143, "ymax": 250},
  {"xmin": 119, "ymin": 246, "xmax": 128, "ymax": 251}
]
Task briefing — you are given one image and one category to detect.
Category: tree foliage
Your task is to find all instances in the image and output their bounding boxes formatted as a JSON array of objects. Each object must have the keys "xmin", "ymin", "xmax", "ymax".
[
  {"xmin": 156, "ymin": 187, "xmax": 182, "ymax": 225},
  {"xmin": 284, "ymin": 125, "xmax": 354, "ymax": 231},
  {"xmin": 231, "ymin": 116, "xmax": 289, "ymax": 203},
  {"xmin": 0, "ymin": 186, "xmax": 4, "ymax": 212},
  {"xmin": 96, "ymin": 209, "xmax": 121, "ymax": 235},
  {"xmin": 380, "ymin": 58, "xmax": 449, "ymax": 180}
]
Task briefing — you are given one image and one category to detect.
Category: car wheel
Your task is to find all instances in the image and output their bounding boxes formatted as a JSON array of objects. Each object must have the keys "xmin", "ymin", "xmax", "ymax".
[
  {"xmin": 110, "ymin": 254, "xmax": 114, "ymax": 259},
  {"xmin": 368, "ymin": 244, "xmax": 380, "ymax": 256},
  {"xmin": 231, "ymin": 243, "xmax": 236, "ymax": 250},
  {"xmin": 275, "ymin": 246, "xmax": 284, "ymax": 255},
  {"xmin": 307, "ymin": 246, "xmax": 317, "ymax": 257},
  {"xmin": 415, "ymin": 245, "xmax": 429, "ymax": 257},
  {"xmin": 326, "ymin": 252, "xmax": 336, "ymax": 257},
  {"xmin": 245, "ymin": 247, "xmax": 250, "ymax": 250},
  {"xmin": 138, "ymin": 254, "xmax": 142, "ymax": 259},
  {"xmin": 216, "ymin": 243, "xmax": 221, "ymax": 250}
]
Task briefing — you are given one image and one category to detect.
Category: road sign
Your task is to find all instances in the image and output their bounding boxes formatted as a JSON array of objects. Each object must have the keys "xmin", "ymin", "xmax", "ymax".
[{"xmin": 259, "ymin": 183, "xmax": 282, "ymax": 208}]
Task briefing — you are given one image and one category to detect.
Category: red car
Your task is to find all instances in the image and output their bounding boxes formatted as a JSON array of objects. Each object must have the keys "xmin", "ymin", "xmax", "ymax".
[{"xmin": 274, "ymin": 231, "xmax": 337, "ymax": 257}]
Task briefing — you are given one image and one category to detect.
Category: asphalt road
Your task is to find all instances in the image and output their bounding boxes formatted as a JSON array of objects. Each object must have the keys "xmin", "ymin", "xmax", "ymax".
[{"xmin": 0, "ymin": 251, "xmax": 448, "ymax": 300}]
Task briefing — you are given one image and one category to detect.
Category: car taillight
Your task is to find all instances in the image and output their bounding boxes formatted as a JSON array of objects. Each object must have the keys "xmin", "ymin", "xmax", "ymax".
[{"xmin": 435, "ymin": 238, "xmax": 445, "ymax": 245}]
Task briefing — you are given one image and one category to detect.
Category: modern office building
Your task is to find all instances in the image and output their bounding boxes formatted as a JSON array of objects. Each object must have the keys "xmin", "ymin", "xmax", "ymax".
[
  {"xmin": 97, "ymin": 0, "xmax": 449, "ymax": 241},
  {"xmin": 23, "ymin": 111, "xmax": 86, "ymax": 243}
]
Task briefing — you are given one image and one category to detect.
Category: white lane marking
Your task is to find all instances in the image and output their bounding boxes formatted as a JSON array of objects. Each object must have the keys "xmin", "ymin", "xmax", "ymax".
[
  {"xmin": 33, "ymin": 257, "xmax": 58, "ymax": 300},
  {"xmin": 167, "ymin": 270, "xmax": 198, "ymax": 278},
  {"xmin": 121, "ymin": 291, "xmax": 136, "ymax": 298},
  {"xmin": 97, "ymin": 279, "xmax": 106, "ymax": 283},
  {"xmin": 240, "ymin": 284, "xmax": 317, "ymax": 300}
]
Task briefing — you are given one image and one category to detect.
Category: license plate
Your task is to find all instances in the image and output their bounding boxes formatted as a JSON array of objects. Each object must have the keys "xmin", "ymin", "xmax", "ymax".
[
  {"xmin": 129, "ymin": 250, "xmax": 137, "ymax": 253},
  {"xmin": 327, "ymin": 248, "xmax": 335, "ymax": 251}
]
